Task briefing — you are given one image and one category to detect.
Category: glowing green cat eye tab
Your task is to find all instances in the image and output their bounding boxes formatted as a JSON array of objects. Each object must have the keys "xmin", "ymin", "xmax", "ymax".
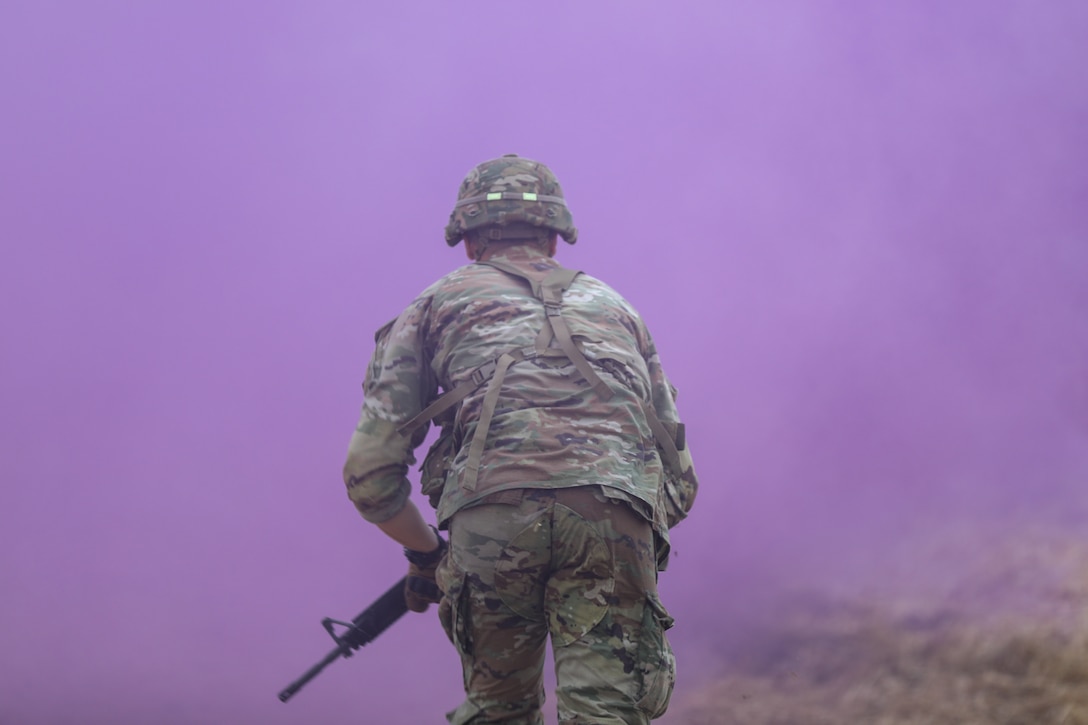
[
  {"xmin": 455, "ymin": 192, "xmax": 566, "ymax": 208},
  {"xmin": 483, "ymin": 192, "xmax": 539, "ymax": 201}
]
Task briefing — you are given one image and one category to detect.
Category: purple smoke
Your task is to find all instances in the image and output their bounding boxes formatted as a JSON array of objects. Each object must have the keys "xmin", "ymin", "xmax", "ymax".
[{"xmin": 1, "ymin": 3, "xmax": 1085, "ymax": 723}]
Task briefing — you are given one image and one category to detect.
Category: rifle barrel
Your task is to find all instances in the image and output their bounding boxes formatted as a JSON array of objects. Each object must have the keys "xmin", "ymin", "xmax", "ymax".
[
  {"xmin": 278, "ymin": 645, "xmax": 347, "ymax": 702},
  {"xmin": 278, "ymin": 576, "xmax": 410, "ymax": 703}
]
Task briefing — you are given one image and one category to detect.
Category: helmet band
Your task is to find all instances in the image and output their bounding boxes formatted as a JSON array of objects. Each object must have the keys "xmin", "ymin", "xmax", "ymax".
[{"xmin": 455, "ymin": 192, "xmax": 567, "ymax": 208}]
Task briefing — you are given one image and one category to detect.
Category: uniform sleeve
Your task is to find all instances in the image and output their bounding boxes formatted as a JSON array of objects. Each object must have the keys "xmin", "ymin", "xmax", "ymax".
[
  {"xmin": 641, "ymin": 327, "xmax": 700, "ymax": 525},
  {"xmin": 342, "ymin": 298, "xmax": 436, "ymax": 523}
]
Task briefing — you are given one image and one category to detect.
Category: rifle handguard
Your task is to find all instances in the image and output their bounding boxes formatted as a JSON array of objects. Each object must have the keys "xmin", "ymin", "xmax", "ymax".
[{"xmin": 404, "ymin": 526, "xmax": 447, "ymax": 567}]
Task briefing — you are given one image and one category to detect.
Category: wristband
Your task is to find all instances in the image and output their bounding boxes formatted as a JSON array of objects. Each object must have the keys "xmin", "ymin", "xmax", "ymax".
[{"xmin": 404, "ymin": 525, "xmax": 446, "ymax": 567}]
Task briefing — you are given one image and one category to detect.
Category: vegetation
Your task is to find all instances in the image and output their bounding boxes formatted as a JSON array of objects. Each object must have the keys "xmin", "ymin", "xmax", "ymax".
[{"xmin": 673, "ymin": 523, "xmax": 1088, "ymax": 724}]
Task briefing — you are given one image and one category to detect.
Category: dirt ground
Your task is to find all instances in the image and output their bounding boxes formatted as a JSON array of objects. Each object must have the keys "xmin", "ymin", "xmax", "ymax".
[{"xmin": 670, "ymin": 521, "xmax": 1088, "ymax": 725}]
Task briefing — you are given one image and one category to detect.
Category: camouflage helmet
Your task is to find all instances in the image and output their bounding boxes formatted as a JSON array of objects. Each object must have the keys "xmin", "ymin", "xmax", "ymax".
[{"xmin": 444, "ymin": 154, "xmax": 578, "ymax": 246}]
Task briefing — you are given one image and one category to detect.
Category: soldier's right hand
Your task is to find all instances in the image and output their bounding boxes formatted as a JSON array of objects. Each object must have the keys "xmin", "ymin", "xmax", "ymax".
[{"xmin": 403, "ymin": 528, "xmax": 447, "ymax": 613}]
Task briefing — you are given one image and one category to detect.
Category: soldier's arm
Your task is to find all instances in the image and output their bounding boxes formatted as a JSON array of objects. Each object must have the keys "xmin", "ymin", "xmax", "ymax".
[
  {"xmin": 641, "ymin": 329, "xmax": 700, "ymax": 520},
  {"xmin": 375, "ymin": 499, "xmax": 441, "ymax": 552},
  {"xmin": 343, "ymin": 299, "xmax": 437, "ymax": 526}
]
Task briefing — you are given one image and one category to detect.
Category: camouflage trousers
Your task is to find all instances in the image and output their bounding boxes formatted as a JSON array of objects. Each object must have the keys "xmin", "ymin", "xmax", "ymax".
[{"xmin": 436, "ymin": 486, "xmax": 676, "ymax": 724}]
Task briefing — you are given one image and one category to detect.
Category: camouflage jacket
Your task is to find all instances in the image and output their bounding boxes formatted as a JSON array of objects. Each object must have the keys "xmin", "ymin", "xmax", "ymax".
[{"xmin": 343, "ymin": 245, "xmax": 697, "ymax": 545}]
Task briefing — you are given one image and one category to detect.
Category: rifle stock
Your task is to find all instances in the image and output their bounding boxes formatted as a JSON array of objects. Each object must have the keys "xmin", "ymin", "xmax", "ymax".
[{"xmin": 278, "ymin": 576, "xmax": 409, "ymax": 702}]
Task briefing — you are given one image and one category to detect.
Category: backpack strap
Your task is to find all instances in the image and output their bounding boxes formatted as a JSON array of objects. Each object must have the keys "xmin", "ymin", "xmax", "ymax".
[
  {"xmin": 452, "ymin": 260, "xmax": 620, "ymax": 492},
  {"xmin": 639, "ymin": 401, "xmax": 684, "ymax": 476},
  {"xmin": 463, "ymin": 349, "xmax": 519, "ymax": 491},
  {"xmin": 396, "ymin": 259, "xmax": 667, "ymax": 496},
  {"xmin": 503, "ymin": 261, "xmax": 688, "ymax": 500},
  {"xmin": 394, "ymin": 344, "xmax": 539, "ymax": 438},
  {"xmin": 478, "ymin": 260, "xmax": 614, "ymax": 402}
]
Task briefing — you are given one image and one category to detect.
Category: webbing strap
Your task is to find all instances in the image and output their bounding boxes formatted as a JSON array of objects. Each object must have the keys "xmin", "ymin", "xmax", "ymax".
[
  {"xmin": 641, "ymin": 402, "xmax": 690, "ymax": 522},
  {"xmin": 533, "ymin": 320, "xmax": 554, "ymax": 353},
  {"xmin": 396, "ymin": 345, "xmax": 547, "ymax": 438},
  {"xmin": 479, "ymin": 259, "xmax": 547, "ymax": 299},
  {"xmin": 462, "ymin": 350, "xmax": 520, "ymax": 492},
  {"xmin": 541, "ymin": 267, "xmax": 580, "ymax": 297},
  {"xmin": 639, "ymin": 400, "xmax": 684, "ymax": 474},
  {"xmin": 479, "ymin": 261, "xmax": 614, "ymax": 402},
  {"xmin": 395, "ymin": 360, "xmax": 496, "ymax": 438},
  {"xmin": 397, "ymin": 259, "xmax": 666, "ymax": 497},
  {"xmin": 541, "ymin": 268, "xmax": 614, "ymax": 401}
]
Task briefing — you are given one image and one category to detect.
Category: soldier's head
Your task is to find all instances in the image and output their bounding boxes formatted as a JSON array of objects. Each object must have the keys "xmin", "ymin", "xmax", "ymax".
[{"xmin": 444, "ymin": 154, "xmax": 577, "ymax": 261}]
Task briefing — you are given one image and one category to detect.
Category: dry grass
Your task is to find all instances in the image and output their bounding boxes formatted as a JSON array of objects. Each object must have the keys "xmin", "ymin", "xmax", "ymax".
[{"xmin": 672, "ymin": 523, "xmax": 1088, "ymax": 725}]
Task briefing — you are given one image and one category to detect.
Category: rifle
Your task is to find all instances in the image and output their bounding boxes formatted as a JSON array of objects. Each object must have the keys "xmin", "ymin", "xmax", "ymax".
[{"xmin": 278, "ymin": 576, "xmax": 408, "ymax": 702}]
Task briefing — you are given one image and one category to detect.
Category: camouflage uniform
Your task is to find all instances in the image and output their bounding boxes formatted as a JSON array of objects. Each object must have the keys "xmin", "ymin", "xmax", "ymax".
[{"xmin": 343, "ymin": 157, "xmax": 697, "ymax": 724}]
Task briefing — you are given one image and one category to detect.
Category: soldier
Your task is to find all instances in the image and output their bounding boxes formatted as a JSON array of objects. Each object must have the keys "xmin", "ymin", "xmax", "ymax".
[{"xmin": 343, "ymin": 154, "xmax": 699, "ymax": 724}]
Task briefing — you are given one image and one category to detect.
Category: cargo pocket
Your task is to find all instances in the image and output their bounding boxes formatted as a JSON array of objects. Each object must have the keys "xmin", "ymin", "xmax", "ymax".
[
  {"xmin": 634, "ymin": 593, "xmax": 676, "ymax": 718},
  {"xmin": 437, "ymin": 569, "xmax": 473, "ymax": 656},
  {"xmin": 420, "ymin": 425, "xmax": 456, "ymax": 510}
]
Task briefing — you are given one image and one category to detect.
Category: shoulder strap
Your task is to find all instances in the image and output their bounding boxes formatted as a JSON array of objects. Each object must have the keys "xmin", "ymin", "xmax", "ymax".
[
  {"xmin": 478, "ymin": 260, "xmax": 613, "ymax": 401},
  {"xmin": 449, "ymin": 260, "xmax": 619, "ymax": 492},
  {"xmin": 482, "ymin": 262, "xmax": 686, "ymax": 485},
  {"xmin": 397, "ymin": 259, "xmax": 676, "ymax": 496},
  {"xmin": 538, "ymin": 268, "xmax": 614, "ymax": 402}
]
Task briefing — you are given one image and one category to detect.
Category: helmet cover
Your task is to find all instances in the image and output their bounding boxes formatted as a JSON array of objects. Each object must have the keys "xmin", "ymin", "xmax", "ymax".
[{"xmin": 444, "ymin": 154, "xmax": 578, "ymax": 246}]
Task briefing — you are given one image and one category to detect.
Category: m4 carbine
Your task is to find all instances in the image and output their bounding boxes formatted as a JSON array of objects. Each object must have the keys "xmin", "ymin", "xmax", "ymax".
[{"xmin": 278, "ymin": 576, "xmax": 408, "ymax": 702}]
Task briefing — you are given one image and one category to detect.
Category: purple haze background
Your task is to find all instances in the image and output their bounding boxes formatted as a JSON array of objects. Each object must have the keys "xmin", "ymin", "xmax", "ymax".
[{"xmin": 2, "ymin": 2, "xmax": 1086, "ymax": 723}]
